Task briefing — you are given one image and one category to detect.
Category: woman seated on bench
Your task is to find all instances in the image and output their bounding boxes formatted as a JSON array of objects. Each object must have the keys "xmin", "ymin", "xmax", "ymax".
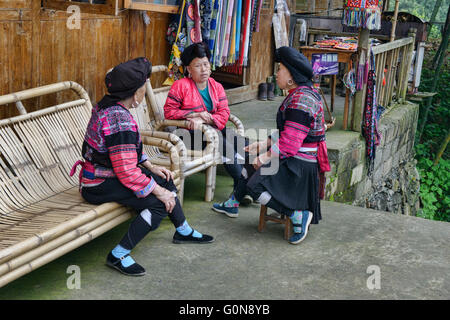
[
  {"xmin": 76, "ymin": 57, "xmax": 213, "ymax": 277},
  {"xmin": 213, "ymin": 47, "xmax": 330, "ymax": 244},
  {"xmin": 164, "ymin": 42, "xmax": 252, "ymax": 205}
]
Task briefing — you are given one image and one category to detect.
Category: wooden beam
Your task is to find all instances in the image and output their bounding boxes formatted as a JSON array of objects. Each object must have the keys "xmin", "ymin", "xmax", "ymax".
[
  {"xmin": 123, "ymin": 0, "xmax": 179, "ymax": 14},
  {"xmin": 351, "ymin": 28, "xmax": 370, "ymax": 132},
  {"xmin": 390, "ymin": 0, "xmax": 400, "ymax": 42}
]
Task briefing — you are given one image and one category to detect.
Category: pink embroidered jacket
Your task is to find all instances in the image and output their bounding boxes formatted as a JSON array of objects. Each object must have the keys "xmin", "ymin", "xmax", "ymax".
[
  {"xmin": 164, "ymin": 77, "xmax": 230, "ymax": 130},
  {"xmin": 270, "ymin": 86, "xmax": 330, "ymax": 173}
]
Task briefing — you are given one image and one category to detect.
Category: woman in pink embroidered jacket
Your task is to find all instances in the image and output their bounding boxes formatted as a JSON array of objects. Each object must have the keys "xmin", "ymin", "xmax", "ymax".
[
  {"xmin": 74, "ymin": 57, "xmax": 213, "ymax": 277},
  {"xmin": 213, "ymin": 47, "xmax": 331, "ymax": 245}
]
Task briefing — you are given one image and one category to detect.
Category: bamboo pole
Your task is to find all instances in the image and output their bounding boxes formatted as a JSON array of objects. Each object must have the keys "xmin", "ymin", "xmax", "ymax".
[{"xmin": 390, "ymin": 0, "xmax": 400, "ymax": 42}]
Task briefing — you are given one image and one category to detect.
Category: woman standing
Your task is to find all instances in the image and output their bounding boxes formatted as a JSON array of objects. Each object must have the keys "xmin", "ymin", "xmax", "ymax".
[
  {"xmin": 213, "ymin": 47, "xmax": 330, "ymax": 244},
  {"xmin": 75, "ymin": 57, "xmax": 214, "ymax": 277}
]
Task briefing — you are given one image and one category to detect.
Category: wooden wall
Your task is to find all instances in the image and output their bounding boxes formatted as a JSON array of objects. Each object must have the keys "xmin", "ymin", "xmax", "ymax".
[
  {"xmin": 0, "ymin": 1, "xmax": 170, "ymax": 119},
  {"xmin": 0, "ymin": 0, "xmax": 275, "ymax": 119}
]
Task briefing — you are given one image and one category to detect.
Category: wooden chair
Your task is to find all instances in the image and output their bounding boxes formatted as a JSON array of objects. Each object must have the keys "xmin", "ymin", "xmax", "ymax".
[
  {"xmin": 0, "ymin": 82, "xmax": 181, "ymax": 288},
  {"xmin": 135, "ymin": 65, "xmax": 246, "ymax": 202},
  {"xmin": 258, "ymin": 205, "xmax": 293, "ymax": 240}
]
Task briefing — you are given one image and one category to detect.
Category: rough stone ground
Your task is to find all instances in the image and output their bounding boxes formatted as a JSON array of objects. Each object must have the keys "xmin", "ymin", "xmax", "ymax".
[{"xmin": 0, "ymin": 95, "xmax": 448, "ymax": 300}]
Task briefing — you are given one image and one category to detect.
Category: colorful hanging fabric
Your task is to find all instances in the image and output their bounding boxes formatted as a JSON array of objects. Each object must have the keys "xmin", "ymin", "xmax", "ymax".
[
  {"xmin": 342, "ymin": 0, "xmax": 381, "ymax": 30},
  {"xmin": 239, "ymin": 0, "xmax": 252, "ymax": 66},
  {"xmin": 362, "ymin": 49, "xmax": 381, "ymax": 175},
  {"xmin": 208, "ymin": 0, "xmax": 219, "ymax": 53},
  {"xmin": 163, "ymin": 0, "xmax": 187, "ymax": 86},
  {"xmin": 220, "ymin": 0, "xmax": 235, "ymax": 65},
  {"xmin": 235, "ymin": 0, "xmax": 242, "ymax": 59},
  {"xmin": 228, "ymin": 2, "xmax": 237, "ymax": 64},
  {"xmin": 255, "ymin": 0, "xmax": 263, "ymax": 32},
  {"xmin": 186, "ymin": 0, "xmax": 202, "ymax": 45},
  {"xmin": 200, "ymin": 0, "xmax": 213, "ymax": 43}
]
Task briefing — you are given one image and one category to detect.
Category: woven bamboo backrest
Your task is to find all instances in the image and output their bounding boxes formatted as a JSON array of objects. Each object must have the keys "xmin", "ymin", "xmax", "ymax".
[
  {"xmin": 0, "ymin": 82, "xmax": 92, "ymax": 215},
  {"xmin": 145, "ymin": 65, "xmax": 170, "ymax": 124}
]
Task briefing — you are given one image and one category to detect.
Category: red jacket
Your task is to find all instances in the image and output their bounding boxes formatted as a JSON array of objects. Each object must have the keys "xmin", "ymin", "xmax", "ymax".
[{"xmin": 164, "ymin": 77, "xmax": 230, "ymax": 130}]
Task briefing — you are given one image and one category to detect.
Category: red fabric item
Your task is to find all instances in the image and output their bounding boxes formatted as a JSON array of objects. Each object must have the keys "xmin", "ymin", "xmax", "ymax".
[{"xmin": 164, "ymin": 77, "xmax": 230, "ymax": 130}]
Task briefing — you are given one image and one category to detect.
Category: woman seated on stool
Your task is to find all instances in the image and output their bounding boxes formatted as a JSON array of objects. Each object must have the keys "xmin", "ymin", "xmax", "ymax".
[
  {"xmin": 74, "ymin": 57, "xmax": 213, "ymax": 277},
  {"xmin": 164, "ymin": 42, "xmax": 252, "ymax": 205},
  {"xmin": 212, "ymin": 47, "xmax": 330, "ymax": 244}
]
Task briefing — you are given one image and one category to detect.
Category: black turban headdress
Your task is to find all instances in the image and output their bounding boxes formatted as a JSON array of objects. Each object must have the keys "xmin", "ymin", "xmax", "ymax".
[
  {"xmin": 275, "ymin": 46, "xmax": 313, "ymax": 87},
  {"xmin": 98, "ymin": 57, "xmax": 152, "ymax": 109},
  {"xmin": 180, "ymin": 42, "xmax": 211, "ymax": 76}
]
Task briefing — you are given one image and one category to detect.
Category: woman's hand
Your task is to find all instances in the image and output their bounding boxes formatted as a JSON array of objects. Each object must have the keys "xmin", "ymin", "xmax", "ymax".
[
  {"xmin": 152, "ymin": 185, "xmax": 176, "ymax": 213},
  {"xmin": 244, "ymin": 140, "xmax": 268, "ymax": 155},
  {"xmin": 150, "ymin": 165, "xmax": 174, "ymax": 181},
  {"xmin": 252, "ymin": 151, "xmax": 272, "ymax": 170},
  {"xmin": 187, "ymin": 117, "xmax": 205, "ymax": 130}
]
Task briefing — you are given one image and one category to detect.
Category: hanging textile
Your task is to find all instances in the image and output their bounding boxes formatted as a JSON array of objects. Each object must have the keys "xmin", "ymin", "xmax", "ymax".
[
  {"xmin": 163, "ymin": 0, "xmax": 187, "ymax": 86},
  {"xmin": 186, "ymin": 0, "xmax": 202, "ymax": 45},
  {"xmin": 342, "ymin": 0, "xmax": 381, "ymax": 30},
  {"xmin": 234, "ymin": 0, "xmax": 242, "ymax": 59},
  {"xmin": 200, "ymin": 0, "xmax": 213, "ymax": 42},
  {"xmin": 220, "ymin": 0, "xmax": 235, "ymax": 65},
  {"xmin": 362, "ymin": 49, "xmax": 381, "ymax": 175},
  {"xmin": 209, "ymin": 0, "xmax": 219, "ymax": 52},
  {"xmin": 228, "ymin": 2, "xmax": 237, "ymax": 64}
]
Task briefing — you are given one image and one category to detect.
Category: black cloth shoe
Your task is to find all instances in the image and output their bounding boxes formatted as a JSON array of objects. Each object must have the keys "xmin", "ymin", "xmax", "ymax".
[
  {"xmin": 267, "ymin": 83, "xmax": 275, "ymax": 100},
  {"xmin": 106, "ymin": 252, "xmax": 146, "ymax": 276},
  {"xmin": 172, "ymin": 230, "xmax": 214, "ymax": 244},
  {"xmin": 258, "ymin": 83, "xmax": 268, "ymax": 101}
]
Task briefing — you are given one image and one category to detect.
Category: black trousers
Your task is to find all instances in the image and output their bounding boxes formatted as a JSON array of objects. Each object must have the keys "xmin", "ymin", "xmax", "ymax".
[
  {"xmin": 174, "ymin": 127, "xmax": 250, "ymax": 189},
  {"xmin": 81, "ymin": 168, "xmax": 186, "ymax": 250}
]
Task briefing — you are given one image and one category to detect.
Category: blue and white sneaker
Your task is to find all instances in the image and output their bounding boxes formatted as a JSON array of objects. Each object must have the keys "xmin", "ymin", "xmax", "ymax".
[
  {"xmin": 212, "ymin": 202, "xmax": 239, "ymax": 218},
  {"xmin": 289, "ymin": 211, "xmax": 313, "ymax": 245}
]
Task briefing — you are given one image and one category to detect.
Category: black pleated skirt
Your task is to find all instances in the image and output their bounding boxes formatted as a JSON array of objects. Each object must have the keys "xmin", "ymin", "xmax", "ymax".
[{"xmin": 247, "ymin": 157, "xmax": 322, "ymax": 224}]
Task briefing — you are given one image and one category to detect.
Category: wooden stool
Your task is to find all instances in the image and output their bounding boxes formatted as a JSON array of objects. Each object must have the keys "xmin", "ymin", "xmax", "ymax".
[{"xmin": 257, "ymin": 205, "xmax": 292, "ymax": 240}]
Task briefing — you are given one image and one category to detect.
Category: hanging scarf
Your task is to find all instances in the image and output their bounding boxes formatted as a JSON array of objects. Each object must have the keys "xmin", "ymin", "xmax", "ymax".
[
  {"xmin": 362, "ymin": 49, "xmax": 381, "ymax": 175},
  {"xmin": 219, "ymin": 0, "xmax": 234, "ymax": 66},
  {"xmin": 200, "ymin": 0, "xmax": 212, "ymax": 43},
  {"xmin": 228, "ymin": 2, "xmax": 237, "ymax": 64},
  {"xmin": 235, "ymin": 0, "xmax": 242, "ymax": 59},
  {"xmin": 208, "ymin": 0, "xmax": 219, "ymax": 54},
  {"xmin": 240, "ymin": 0, "xmax": 252, "ymax": 66}
]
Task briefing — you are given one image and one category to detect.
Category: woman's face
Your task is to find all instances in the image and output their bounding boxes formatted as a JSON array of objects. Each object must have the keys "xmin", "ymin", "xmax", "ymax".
[
  {"xmin": 186, "ymin": 57, "xmax": 211, "ymax": 84},
  {"xmin": 276, "ymin": 63, "xmax": 294, "ymax": 90}
]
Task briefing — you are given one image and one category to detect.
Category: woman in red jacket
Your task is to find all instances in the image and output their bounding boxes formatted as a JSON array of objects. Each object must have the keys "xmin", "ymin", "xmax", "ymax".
[{"xmin": 164, "ymin": 42, "xmax": 251, "ymax": 203}]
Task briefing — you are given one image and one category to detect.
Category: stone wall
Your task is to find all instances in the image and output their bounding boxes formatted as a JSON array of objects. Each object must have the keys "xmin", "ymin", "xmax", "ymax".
[{"xmin": 325, "ymin": 101, "xmax": 421, "ymax": 216}]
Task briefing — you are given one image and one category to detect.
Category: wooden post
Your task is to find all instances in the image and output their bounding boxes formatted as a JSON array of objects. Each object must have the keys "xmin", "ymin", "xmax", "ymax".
[
  {"xmin": 400, "ymin": 29, "xmax": 417, "ymax": 101},
  {"xmin": 390, "ymin": 0, "xmax": 400, "ymax": 42},
  {"xmin": 351, "ymin": 28, "xmax": 370, "ymax": 132}
]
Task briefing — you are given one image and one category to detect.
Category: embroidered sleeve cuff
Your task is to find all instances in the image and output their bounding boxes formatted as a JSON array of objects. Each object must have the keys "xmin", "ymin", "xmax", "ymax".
[{"xmin": 134, "ymin": 177, "xmax": 157, "ymax": 198}]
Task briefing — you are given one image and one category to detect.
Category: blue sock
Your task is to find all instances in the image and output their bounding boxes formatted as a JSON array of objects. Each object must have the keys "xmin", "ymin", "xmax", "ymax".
[
  {"xmin": 176, "ymin": 220, "xmax": 202, "ymax": 238},
  {"xmin": 111, "ymin": 244, "xmax": 135, "ymax": 268},
  {"xmin": 289, "ymin": 210, "xmax": 303, "ymax": 234},
  {"xmin": 223, "ymin": 194, "xmax": 240, "ymax": 208}
]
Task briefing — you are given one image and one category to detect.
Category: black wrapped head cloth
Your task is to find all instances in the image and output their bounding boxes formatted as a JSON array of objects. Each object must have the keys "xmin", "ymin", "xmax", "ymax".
[
  {"xmin": 105, "ymin": 57, "xmax": 152, "ymax": 100},
  {"xmin": 180, "ymin": 42, "xmax": 211, "ymax": 67},
  {"xmin": 275, "ymin": 46, "xmax": 313, "ymax": 86}
]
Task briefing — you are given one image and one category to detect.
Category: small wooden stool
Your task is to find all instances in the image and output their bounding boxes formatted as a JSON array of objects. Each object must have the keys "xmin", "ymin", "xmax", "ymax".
[{"xmin": 257, "ymin": 205, "xmax": 292, "ymax": 240}]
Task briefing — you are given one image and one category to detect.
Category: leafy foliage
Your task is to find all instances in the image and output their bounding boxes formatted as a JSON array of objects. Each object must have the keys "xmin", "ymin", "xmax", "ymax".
[{"xmin": 414, "ymin": 38, "xmax": 450, "ymax": 222}]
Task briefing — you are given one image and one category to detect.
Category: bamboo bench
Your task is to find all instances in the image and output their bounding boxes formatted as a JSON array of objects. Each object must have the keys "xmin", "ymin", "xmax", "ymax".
[{"xmin": 0, "ymin": 82, "xmax": 180, "ymax": 288}]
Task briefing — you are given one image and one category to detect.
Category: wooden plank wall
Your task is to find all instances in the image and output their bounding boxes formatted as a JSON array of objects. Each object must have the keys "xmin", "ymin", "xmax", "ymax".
[{"xmin": 0, "ymin": 1, "xmax": 170, "ymax": 119}]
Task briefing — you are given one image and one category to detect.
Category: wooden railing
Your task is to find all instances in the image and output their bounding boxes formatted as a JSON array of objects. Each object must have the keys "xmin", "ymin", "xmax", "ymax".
[
  {"xmin": 351, "ymin": 29, "xmax": 416, "ymax": 132},
  {"xmin": 371, "ymin": 33, "xmax": 415, "ymax": 108}
]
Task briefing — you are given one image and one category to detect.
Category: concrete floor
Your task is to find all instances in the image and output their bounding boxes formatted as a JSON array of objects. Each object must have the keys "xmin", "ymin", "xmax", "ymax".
[{"xmin": 0, "ymin": 95, "xmax": 448, "ymax": 300}]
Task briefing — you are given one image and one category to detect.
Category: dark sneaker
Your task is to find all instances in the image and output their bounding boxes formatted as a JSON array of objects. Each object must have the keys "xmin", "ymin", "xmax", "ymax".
[
  {"xmin": 240, "ymin": 195, "xmax": 253, "ymax": 206},
  {"xmin": 288, "ymin": 211, "xmax": 313, "ymax": 245},
  {"xmin": 172, "ymin": 230, "xmax": 214, "ymax": 244},
  {"xmin": 212, "ymin": 202, "xmax": 239, "ymax": 218},
  {"xmin": 106, "ymin": 252, "xmax": 146, "ymax": 276}
]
